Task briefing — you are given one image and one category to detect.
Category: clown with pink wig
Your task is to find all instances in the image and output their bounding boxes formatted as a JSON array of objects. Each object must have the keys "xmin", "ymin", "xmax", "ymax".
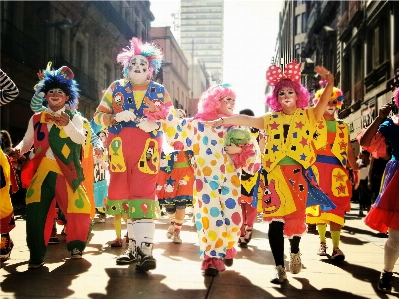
[
  {"xmin": 306, "ymin": 81, "xmax": 359, "ymax": 263},
  {"xmin": 147, "ymin": 84, "xmax": 261, "ymax": 276},
  {"xmin": 359, "ymin": 68, "xmax": 399, "ymax": 293},
  {"xmin": 94, "ymin": 38, "xmax": 171, "ymax": 271},
  {"xmin": 207, "ymin": 61, "xmax": 336, "ymax": 283}
]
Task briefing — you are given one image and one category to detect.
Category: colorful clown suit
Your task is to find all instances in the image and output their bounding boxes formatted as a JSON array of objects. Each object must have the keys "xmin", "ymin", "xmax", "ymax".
[
  {"xmin": 94, "ymin": 79, "xmax": 171, "ymax": 219},
  {"xmin": 306, "ymin": 119, "xmax": 352, "ymax": 226},
  {"xmin": 161, "ymin": 112, "xmax": 261, "ymax": 264},
  {"xmin": 259, "ymin": 108, "xmax": 335, "ymax": 237},
  {"xmin": 17, "ymin": 109, "xmax": 91, "ymax": 264},
  {"xmin": 0, "ymin": 149, "xmax": 18, "ymax": 260}
]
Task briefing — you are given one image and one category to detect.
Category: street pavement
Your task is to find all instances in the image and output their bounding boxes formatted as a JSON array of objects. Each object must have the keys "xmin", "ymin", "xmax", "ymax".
[{"xmin": 1, "ymin": 204, "xmax": 398, "ymax": 299}]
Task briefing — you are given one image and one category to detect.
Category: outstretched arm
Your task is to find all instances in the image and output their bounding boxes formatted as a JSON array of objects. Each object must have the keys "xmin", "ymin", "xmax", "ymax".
[
  {"xmin": 208, "ymin": 115, "xmax": 265, "ymax": 130},
  {"xmin": 0, "ymin": 69, "xmax": 19, "ymax": 106},
  {"xmin": 359, "ymin": 103, "xmax": 392, "ymax": 147}
]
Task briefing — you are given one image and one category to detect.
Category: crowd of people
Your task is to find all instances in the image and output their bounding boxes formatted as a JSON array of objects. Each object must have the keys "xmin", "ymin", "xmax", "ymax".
[{"xmin": 1, "ymin": 37, "xmax": 399, "ymax": 294}]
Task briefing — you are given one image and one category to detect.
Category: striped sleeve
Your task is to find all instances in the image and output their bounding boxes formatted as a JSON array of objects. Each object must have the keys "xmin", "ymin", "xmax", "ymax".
[
  {"xmin": 30, "ymin": 93, "xmax": 46, "ymax": 112},
  {"xmin": 93, "ymin": 83, "xmax": 115, "ymax": 127},
  {"xmin": 0, "ymin": 69, "xmax": 19, "ymax": 106}
]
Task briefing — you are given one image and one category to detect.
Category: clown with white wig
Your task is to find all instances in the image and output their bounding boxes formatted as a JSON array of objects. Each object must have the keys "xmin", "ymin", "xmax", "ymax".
[{"xmin": 94, "ymin": 38, "xmax": 171, "ymax": 271}]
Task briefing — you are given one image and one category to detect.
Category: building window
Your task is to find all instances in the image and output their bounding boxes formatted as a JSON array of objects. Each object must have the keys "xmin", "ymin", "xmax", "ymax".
[
  {"xmin": 366, "ymin": 19, "xmax": 388, "ymax": 73},
  {"xmin": 76, "ymin": 41, "xmax": 84, "ymax": 70},
  {"xmin": 103, "ymin": 64, "xmax": 111, "ymax": 89},
  {"xmin": 295, "ymin": 14, "xmax": 302, "ymax": 35}
]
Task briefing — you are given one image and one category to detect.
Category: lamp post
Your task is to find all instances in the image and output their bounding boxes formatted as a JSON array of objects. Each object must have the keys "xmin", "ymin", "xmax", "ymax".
[{"xmin": 44, "ymin": 18, "xmax": 73, "ymax": 66}]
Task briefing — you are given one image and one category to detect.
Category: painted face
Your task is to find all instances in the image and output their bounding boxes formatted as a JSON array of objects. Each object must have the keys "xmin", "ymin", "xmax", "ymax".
[
  {"xmin": 46, "ymin": 88, "xmax": 69, "ymax": 111},
  {"xmin": 325, "ymin": 99, "xmax": 338, "ymax": 115},
  {"xmin": 277, "ymin": 88, "xmax": 297, "ymax": 109},
  {"xmin": 218, "ymin": 96, "xmax": 235, "ymax": 115},
  {"xmin": 128, "ymin": 54, "xmax": 150, "ymax": 84}
]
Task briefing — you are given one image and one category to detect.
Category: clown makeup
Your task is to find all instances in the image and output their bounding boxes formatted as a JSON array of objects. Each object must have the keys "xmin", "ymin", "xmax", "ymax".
[
  {"xmin": 46, "ymin": 88, "xmax": 69, "ymax": 112},
  {"xmin": 325, "ymin": 99, "xmax": 338, "ymax": 115},
  {"xmin": 128, "ymin": 54, "xmax": 150, "ymax": 84},
  {"xmin": 218, "ymin": 96, "xmax": 235, "ymax": 115},
  {"xmin": 277, "ymin": 88, "xmax": 297, "ymax": 109}
]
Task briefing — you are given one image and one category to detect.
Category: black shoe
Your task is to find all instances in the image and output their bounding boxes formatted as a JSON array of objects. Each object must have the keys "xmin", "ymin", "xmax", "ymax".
[
  {"xmin": 135, "ymin": 243, "xmax": 156, "ymax": 271},
  {"xmin": 0, "ymin": 235, "xmax": 14, "ymax": 261},
  {"xmin": 28, "ymin": 261, "xmax": 44, "ymax": 269},
  {"xmin": 116, "ymin": 248, "xmax": 137, "ymax": 265},
  {"xmin": 378, "ymin": 271, "xmax": 393, "ymax": 293},
  {"xmin": 203, "ymin": 267, "xmax": 218, "ymax": 276},
  {"xmin": 223, "ymin": 258, "xmax": 233, "ymax": 267},
  {"xmin": 238, "ymin": 237, "xmax": 247, "ymax": 248}
]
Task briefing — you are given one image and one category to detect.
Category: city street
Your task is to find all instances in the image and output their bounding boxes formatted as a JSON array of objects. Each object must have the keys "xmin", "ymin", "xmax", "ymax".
[{"xmin": 1, "ymin": 205, "xmax": 398, "ymax": 299}]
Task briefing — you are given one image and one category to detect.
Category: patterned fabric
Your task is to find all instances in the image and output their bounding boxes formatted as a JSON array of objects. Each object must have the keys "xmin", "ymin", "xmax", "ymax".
[
  {"xmin": 161, "ymin": 111, "xmax": 261, "ymax": 259},
  {"xmin": 0, "ymin": 70, "xmax": 19, "ymax": 106},
  {"xmin": 306, "ymin": 120, "xmax": 352, "ymax": 226},
  {"xmin": 0, "ymin": 149, "xmax": 16, "ymax": 234}
]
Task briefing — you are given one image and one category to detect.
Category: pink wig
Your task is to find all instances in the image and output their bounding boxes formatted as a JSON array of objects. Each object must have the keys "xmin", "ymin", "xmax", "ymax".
[
  {"xmin": 265, "ymin": 79, "xmax": 309, "ymax": 111},
  {"xmin": 195, "ymin": 85, "xmax": 236, "ymax": 120},
  {"xmin": 116, "ymin": 37, "xmax": 163, "ymax": 78}
]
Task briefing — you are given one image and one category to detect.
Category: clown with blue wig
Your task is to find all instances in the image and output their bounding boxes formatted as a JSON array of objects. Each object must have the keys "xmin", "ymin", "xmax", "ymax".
[
  {"xmin": 306, "ymin": 81, "xmax": 359, "ymax": 262},
  {"xmin": 93, "ymin": 38, "xmax": 171, "ymax": 271},
  {"xmin": 11, "ymin": 66, "xmax": 91, "ymax": 269}
]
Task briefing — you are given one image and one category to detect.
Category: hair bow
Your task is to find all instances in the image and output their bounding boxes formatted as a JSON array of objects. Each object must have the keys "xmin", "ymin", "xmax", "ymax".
[{"xmin": 266, "ymin": 60, "xmax": 302, "ymax": 86}]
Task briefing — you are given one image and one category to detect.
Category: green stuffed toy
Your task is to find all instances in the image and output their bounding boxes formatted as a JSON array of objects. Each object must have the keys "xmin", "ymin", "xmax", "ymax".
[{"xmin": 225, "ymin": 128, "xmax": 251, "ymax": 146}]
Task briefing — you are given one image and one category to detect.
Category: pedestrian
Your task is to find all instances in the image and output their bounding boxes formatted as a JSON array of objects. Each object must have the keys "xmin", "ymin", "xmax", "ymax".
[
  {"xmin": 156, "ymin": 109, "xmax": 194, "ymax": 244},
  {"xmin": 306, "ymin": 82, "xmax": 358, "ymax": 262},
  {"xmin": 11, "ymin": 66, "xmax": 92, "ymax": 269},
  {"xmin": 358, "ymin": 68, "xmax": 399, "ymax": 294},
  {"xmin": 204, "ymin": 62, "xmax": 336, "ymax": 283},
  {"xmin": 237, "ymin": 108, "xmax": 265, "ymax": 248},
  {"xmin": 0, "ymin": 69, "xmax": 19, "ymax": 261},
  {"xmin": 93, "ymin": 37, "xmax": 170, "ymax": 271},
  {"xmin": 357, "ymin": 150, "xmax": 371, "ymax": 216}
]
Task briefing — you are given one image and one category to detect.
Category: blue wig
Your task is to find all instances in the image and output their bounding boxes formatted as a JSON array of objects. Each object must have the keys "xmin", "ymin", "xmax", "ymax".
[{"xmin": 36, "ymin": 66, "xmax": 80, "ymax": 106}]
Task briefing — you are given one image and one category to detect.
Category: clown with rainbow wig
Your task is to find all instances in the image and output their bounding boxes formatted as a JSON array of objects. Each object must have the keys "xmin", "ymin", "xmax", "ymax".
[
  {"xmin": 359, "ymin": 68, "xmax": 399, "ymax": 293},
  {"xmin": 94, "ymin": 38, "xmax": 171, "ymax": 271},
  {"xmin": 205, "ymin": 61, "xmax": 336, "ymax": 283},
  {"xmin": 145, "ymin": 83, "xmax": 261, "ymax": 276},
  {"xmin": 11, "ymin": 66, "xmax": 92, "ymax": 269},
  {"xmin": 306, "ymin": 81, "xmax": 358, "ymax": 263}
]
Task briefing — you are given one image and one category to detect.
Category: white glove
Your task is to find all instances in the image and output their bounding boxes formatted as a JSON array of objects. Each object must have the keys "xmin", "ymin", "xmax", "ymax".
[
  {"xmin": 137, "ymin": 120, "xmax": 160, "ymax": 132},
  {"xmin": 114, "ymin": 110, "xmax": 136, "ymax": 122}
]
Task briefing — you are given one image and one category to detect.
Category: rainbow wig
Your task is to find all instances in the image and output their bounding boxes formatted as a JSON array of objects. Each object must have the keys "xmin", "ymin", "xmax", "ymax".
[
  {"xmin": 196, "ymin": 84, "xmax": 236, "ymax": 120},
  {"xmin": 36, "ymin": 66, "xmax": 79, "ymax": 106},
  {"xmin": 266, "ymin": 79, "xmax": 309, "ymax": 112},
  {"xmin": 313, "ymin": 86, "xmax": 344, "ymax": 109},
  {"xmin": 117, "ymin": 37, "xmax": 163, "ymax": 78}
]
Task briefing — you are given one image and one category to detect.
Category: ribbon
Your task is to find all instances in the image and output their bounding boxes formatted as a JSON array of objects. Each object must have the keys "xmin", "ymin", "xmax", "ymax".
[{"xmin": 266, "ymin": 60, "xmax": 302, "ymax": 86}]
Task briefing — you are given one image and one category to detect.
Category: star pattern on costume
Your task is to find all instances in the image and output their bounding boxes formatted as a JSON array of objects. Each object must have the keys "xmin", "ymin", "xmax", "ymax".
[
  {"xmin": 270, "ymin": 121, "xmax": 279, "ymax": 130},
  {"xmin": 295, "ymin": 121, "xmax": 305, "ymax": 129},
  {"xmin": 166, "ymin": 176, "xmax": 176, "ymax": 186},
  {"xmin": 272, "ymin": 145, "xmax": 279, "ymax": 152},
  {"xmin": 336, "ymin": 183, "xmax": 346, "ymax": 194},
  {"xmin": 334, "ymin": 171, "xmax": 345, "ymax": 182},
  {"xmin": 182, "ymin": 175, "xmax": 191, "ymax": 182},
  {"xmin": 300, "ymin": 153, "xmax": 307, "ymax": 161},
  {"xmin": 338, "ymin": 140, "xmax": 347, "ymax": 150},
  {"xmin": 300, "ymin": 137, "xmax": 307, "ymax": 147},
  {"xmin": 265, "ymin": 159, "xmax": 272, "ymax": 168},
  {"xmin": 164, "ymin": 154, "xmax": 172, "ymax": 161}
]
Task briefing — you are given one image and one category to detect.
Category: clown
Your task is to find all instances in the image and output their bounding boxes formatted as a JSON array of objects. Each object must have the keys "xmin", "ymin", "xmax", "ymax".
[
  {"xmin": 0, "ymin": 69, "xmax": 19, "ymax": 261},
  {"xmin": 359, "ymin": 68, "xmax": 399, "ymax": 293},
  {"xmin": 306, "ymin": 82, "xmax": 358, "ymax": 262},
  {"xmin": 206, "ymin": 62, "xmax": 336, "ymax": 283},
  {"xmin": 147, "ymin": 84, "xmax": 261, "ymax": 276},
  {"xmin": 93, "ymin": 37, "xmax": 171, "ymax": 271},
  {"xmin": 11, "ymin": 66, "xmax": 91, "ymax": 269}
]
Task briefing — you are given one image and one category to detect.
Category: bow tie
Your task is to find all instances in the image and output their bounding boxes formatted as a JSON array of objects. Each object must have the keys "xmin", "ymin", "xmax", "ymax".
[{"xmin": 41, "ymin": 112, "xmax": 59, "ymax": 124}]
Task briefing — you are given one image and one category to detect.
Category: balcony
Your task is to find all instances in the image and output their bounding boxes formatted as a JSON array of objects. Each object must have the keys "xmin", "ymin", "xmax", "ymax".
[{"xmin": 348, "ymin": 0, "xmax": 364, "ymax": 27}]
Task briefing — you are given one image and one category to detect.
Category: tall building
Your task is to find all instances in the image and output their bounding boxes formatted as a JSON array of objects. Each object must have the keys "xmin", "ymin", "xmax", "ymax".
[{"xmin": 180, "ymin": 0, "xmax": 224, "ymax": 85}]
